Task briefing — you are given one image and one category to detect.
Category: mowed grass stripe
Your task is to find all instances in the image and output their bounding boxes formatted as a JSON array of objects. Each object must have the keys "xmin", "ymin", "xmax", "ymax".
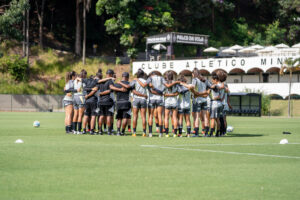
[
  {"xmin": 0, "ymin": 112, "xmax": 300, "ymax": 200},
  {"xmin": 141, "ymin": 145, "xmax": 300, "ymax": 159}
]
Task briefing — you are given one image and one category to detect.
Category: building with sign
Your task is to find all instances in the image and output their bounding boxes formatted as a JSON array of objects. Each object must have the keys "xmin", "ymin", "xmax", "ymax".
[
  {"xmin": 133, "ymin": 48, "xmax": 300, "ymax": 98},
  {"xmin": 146, "ymin": 32, "xmax": 209, "ymax": 60}
]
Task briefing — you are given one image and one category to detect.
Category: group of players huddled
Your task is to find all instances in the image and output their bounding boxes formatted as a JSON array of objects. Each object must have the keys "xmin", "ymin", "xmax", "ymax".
[{"xmin": 63, "ymin": 67, "xmax": 232, "ymax": 137}]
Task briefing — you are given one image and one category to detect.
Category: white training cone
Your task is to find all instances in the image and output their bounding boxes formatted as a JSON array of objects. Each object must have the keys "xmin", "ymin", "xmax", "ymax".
[
  {"xmin": 15, "ymin": 139, "xmax": 24, "ymax": 144},
  {"xmin": 279, "ymin": 139, "xmax": 288, "ymax": 144}
]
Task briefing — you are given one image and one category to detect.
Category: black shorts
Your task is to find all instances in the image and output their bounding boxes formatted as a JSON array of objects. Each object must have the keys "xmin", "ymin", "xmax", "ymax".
[
  {"xmin": 192, "ymin": 102, "xmax": 208, "ymax": 113},
  {"xmin": 132, "ymin": 99, "xmax": 147, "ymax": 109},
  {"xmin": 192, "ymin": 102, "xmax": 197, "ymax": 113},
  {"xmin": 178, "ymin": 107, "xmax": 190, "ymax": 114},
  {"xmin": 165, "ymin": 105, "xmax": 178, "ymax": 110},
  {"xmin": 84, "ymin": 101, "xmax": 97, "ymax": 116},
  {"xmin": 148, "ymin": 99, "xmax": 164, "ymax": 108},
  {"xmin": 116, "ymin": 108, "xmax": 131, "ymax": 119},
  {"xmin": 99, "ymin": 104, "xmax": 114, "ymax": 116}
]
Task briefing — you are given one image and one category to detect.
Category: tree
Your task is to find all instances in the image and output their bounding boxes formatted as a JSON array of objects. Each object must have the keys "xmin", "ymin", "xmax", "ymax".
[
  {"xmin": 75, "ymin": 0, "xmax": 82, "ymax": 56},
  {"xmin": 0, "ymin": 0, "xmax": 30, "ymax": 41},
  {"xmin": 278, "ymin": 0, "xmax": 300, "ymax": 44},
  {"xmin": 35, "ymin": 0, "xmax": 46, "ymax": 49},
  {"xmin": 96, "ymin": 0, "xmax": 174, "ymax": 60},
  {"xmin": 82, "ymin": 0, "xmax": 92, "ymax": 65},
  {"xmin": 280, "ymin": 57, "xmax": 300, "ymax": 117},
  {"xmin": 265, "ymin": 20, "xmax": 286, "ymax": 45}
]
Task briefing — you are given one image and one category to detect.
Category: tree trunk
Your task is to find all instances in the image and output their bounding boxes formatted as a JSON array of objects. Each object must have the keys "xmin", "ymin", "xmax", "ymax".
[
  {"xmin": 82, "ymin": 0, "xmax": 86, "ymax": 65},
  {"xmin": 75, "ymin": 0, "xmax": 82, "ymax": 56},
  {"xmin": 22, "ymin": 11, "xmax": 26, "ymax": 57},
  {"xmin": 26, "ymin": 8, "xmax": 30, "ymax": 70},
  {"xmin": 211, "ymin": 5, "xmax": 215, "ymax": 33},
  {"xmin": 288, "ymin": 70, "xmax": 292, "ymax": 117},
  {"xmin": 35, "ymin": 0, "xmax": 46, "ymax": 49},
  {"xmin": 40, "ymin": 0, "xmax": 45, "ymax": 49}
]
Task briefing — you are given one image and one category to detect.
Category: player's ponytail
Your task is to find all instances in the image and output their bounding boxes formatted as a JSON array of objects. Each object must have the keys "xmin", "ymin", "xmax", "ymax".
[
  {"xmin": 166, "ymin": 71, "xmax": 174, "ymax": 84},
  {"xmin": 65, "ymin": 72, "xmax": 72, "ymax": 82},
  {"xmin": 137, "ymin": 69, "xmax": 145, "ymax": 78},
  {"xmin": 80, "ymin": 69, "xmax": 87, "ymax": 79}
]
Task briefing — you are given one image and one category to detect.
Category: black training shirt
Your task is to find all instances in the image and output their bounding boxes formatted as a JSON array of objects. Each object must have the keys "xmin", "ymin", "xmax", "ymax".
[
  {"xmin": 114, "ymin": 81, "xmax": 131, "ymax": 109},
  {"xmin": 98, "ymin": 79, "xmax": 114, "ymax": 105},
  {"xmin": 85, "ymin": 78, "xmax": 98, "ymax": 103}
]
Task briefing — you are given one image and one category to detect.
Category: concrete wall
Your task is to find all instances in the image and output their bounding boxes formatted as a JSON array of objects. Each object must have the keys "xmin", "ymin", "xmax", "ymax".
[
  {"xmin": 243, "ymin": 75, "xmax": 260, "ymax": 83},
  {"xmin": 0, "ymin": 94, "xmax": 64, "ymax": 112},
  {"xmin": 227, "ymin": 83, "xmax": 300, "ymax": 98}
]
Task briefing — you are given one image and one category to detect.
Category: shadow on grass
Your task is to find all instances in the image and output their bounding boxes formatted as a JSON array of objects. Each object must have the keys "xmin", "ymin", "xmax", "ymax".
[{"xmin": 226, "ymin": 133, "xmax": 264, "ymax": 137}]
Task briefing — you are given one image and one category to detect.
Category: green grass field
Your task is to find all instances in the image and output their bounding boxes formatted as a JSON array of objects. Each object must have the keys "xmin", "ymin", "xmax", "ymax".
[{"xmin": 0, "ymin": 112, "xmax": 300, "ymax": 200}]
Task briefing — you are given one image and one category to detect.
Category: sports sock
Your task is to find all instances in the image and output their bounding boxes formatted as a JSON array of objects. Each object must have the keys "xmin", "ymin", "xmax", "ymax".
[
  {"xmin": 108, "ymin": 126, "xmax": 112, "ymax": 134},
  {"xmin": 110, "ymin": 124, "xmax": 114, "ymax": 131},
  {"xmin": 165, "ymin": 128, "xmax": 169, "ymax": 135},
  {"xmin": 187, "ymin": 126, "xmax": 191, "ymax": 135},
  {"xmin": 179, "ymin": 125, "xmax": 183, "ymax": 134},
  {"xmin": 67, "ymin": 125, "xmax": 72, "ymax": 132},
  {"xmin": 219, "ymin": 117, "xmax": 225, "ymax": 133},
  {"xmin": 159, "ymin": 125, "xmax": 163, "ymax": 134},
  {"xmin": 216, "ymin": 130, "xmax": 220, "ymax": 137},
  {"xmin": 72, "ymin": 122, "xmax": 76, "ymax": 131},
  {"xmin": 78, "ymin": 122, "xmax": 82, "ymax": 132},
  {"xmin": 88, "ymin": 124, "xmax": 91, "ymax": 130},
  {"xmin": 195, "ymin": 127, "xmax": 199, "ymax": 135},
  {"xmin": 133, "ymin": 128, "xmax": 137, "ymax": 133},
  {"xmin": 128, "ymin": 125, "xmax": 131, "ymax": 130},
  {"xmin": 143, "ymin": 129, "xmax": 146, "ymax": 133},
  {"xmin": 172, "ymin": 125, "xmax": 174, "ymax": 130},
  {"xmin": 174, "ymin": 129, "xmax": 178, "ymax": 135},
  {"xmin": 117, "ymin": 128, "xmax": 121, "ymax": 133},
  {"xmin": 205, "ymin": 126, "xmax": 209, "ymax": 135},
  {"xmin": 65, "ymin": 126, "xmax": 68, "ymax": 132},
  {"xmin": 149, "ymin": 125, "xmax": 152, "ymax": 133},
  {"xmin": 121, "ymin": 128, "xmax": 126, "ymax": 134},
  {"xmin": 210, "ymin": 128, "xmax": 215, "ymax": 136},
  {"xmin": 104, "ymin": 124, "xmax": 107, "ymax": 130},
  {"xmin": 156, "ymin": 123, "xmax": 159, "ymax": 128}
]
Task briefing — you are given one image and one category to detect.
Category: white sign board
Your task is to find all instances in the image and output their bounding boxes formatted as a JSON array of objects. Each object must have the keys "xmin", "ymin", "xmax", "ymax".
[{"xmin": 132, "ymin": 56, "xmax": 299, "ymax": 75}]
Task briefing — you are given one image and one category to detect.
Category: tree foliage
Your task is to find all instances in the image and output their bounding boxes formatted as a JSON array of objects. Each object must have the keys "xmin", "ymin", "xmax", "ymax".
[
  {"xmin": 0, "ymin": 0, "xmax": 30, "ymax": 41},
  {"xmin": 0, "ymin": 0, "xmax": 299, "ymax": 57},
  {"xmin": 96, "ymin": 0, "xmax": 174, "ymax": 59},
  {"xmin": 0, "ymin": 54, "xmax": 28, "ymax": 81}
]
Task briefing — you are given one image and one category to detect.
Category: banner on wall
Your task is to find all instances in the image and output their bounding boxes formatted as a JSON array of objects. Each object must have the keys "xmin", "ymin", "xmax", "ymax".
[{"xmin": 132, "ymin": 56, "xmax": 298, "ymax": 75}]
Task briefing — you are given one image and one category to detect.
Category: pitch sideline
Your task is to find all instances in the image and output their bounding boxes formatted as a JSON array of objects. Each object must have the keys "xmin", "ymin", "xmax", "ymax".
[{"xmin": 140, "ymin": 144, "xmax": 300, "ymax": 159}]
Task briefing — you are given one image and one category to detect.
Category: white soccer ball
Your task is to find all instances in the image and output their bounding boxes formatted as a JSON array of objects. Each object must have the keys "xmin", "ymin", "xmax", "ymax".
[
  {"xmin": 227, "ymin": 126, "xmax": 234, "ymax": 133},
  {"xmin": 33, "ymin": 120, "xmax": 40, "ymax": 128},
  {"xmin": 279, "ymin": 139, "xmax": 288, "ymax": 144}
]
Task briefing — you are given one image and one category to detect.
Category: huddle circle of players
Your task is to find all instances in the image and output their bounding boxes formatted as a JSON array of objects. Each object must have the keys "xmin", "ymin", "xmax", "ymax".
[{"xmin": 63, "ymin": 68, "xmax": 232, "ymax": 137}]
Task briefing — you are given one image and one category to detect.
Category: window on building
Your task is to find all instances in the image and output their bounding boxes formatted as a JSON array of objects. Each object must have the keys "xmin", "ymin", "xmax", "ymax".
[
  {"xmin": 262, "ymin": 73, "xmax": 269, "ymax": 83},
  {"xmin": 234, "ymin": 79, "xmax": 239, "ymax": 83}
]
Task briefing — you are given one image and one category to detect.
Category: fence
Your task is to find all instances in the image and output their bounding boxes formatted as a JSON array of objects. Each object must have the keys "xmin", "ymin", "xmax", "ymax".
[
  {"xmin": 0, "ymin": 94, "xmax": 299, "ymax": 117},
  {"xmin": 0, "ymin": 94, "xmax": 64, "ymax": 112}
]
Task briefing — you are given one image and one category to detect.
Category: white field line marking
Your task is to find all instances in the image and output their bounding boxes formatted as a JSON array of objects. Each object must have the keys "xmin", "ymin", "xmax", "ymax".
[
  {"xmin": 149, "ymin": 143, "xmax": 300, "ymax": 147},
  {"xmin": 140, "ymin": 145, "xmax": 300, "ymax": 159}
]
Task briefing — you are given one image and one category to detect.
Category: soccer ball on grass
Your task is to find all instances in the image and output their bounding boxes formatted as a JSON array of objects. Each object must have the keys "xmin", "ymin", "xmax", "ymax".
[
  {"xmin": 33, "ymin": 120, "xmax": 40, "ymax": 128},
  {"xmin": 227, "ymin": 125, "xmax": 234, "ymax": 133}
]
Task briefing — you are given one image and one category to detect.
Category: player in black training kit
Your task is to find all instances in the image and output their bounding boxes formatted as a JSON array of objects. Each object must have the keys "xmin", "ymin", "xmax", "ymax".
[
  {"xmin": 114, "ymin": 72, "xmax": 132, "ymax": 136},
  {"xmin": 82, "ymin": 76, "xmax": 98, "ymax": 135},
  {"xmin": 98, "ymin": 69, "xmax": 127, "ymax": 135}
]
